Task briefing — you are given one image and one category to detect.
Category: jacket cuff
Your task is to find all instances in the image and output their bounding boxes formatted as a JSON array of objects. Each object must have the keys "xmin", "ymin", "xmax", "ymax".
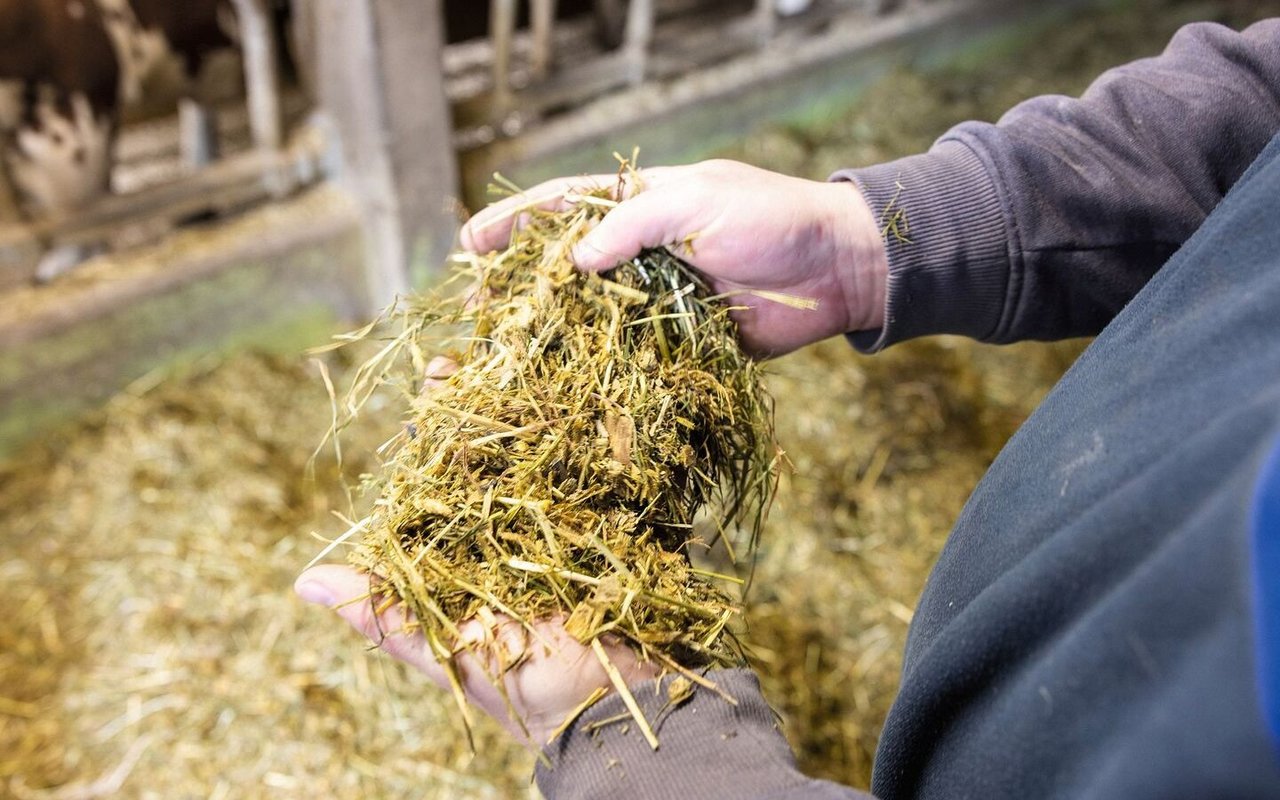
[
  {"xmin": 830, "ymin": 141, "xmax": 1012, "ymax": 352},
  {"xmin": 535, "ymin": 669, "xmax": 865, "ymax": 799}
]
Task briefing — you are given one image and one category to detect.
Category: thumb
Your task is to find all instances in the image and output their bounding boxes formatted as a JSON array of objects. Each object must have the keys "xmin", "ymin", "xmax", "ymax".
[
  {"xmin": 570, "ymin": 188, "xmax": 690, "ymax": 272},
  {"xmin": 295, "ymin": 564, "xmax": 442, "ymax": 678}
]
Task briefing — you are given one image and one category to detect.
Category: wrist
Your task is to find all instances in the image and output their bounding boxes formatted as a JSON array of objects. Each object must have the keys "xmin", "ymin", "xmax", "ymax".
[
  {"xmin": 833, "ymin": 141, "xmax": 1011, "ymax": 352},
  {"xmin": 537, "ymin": 669, "xmax": 805, "ymax": 799},
  {"xmin": 813, "ymin": 178, "xmax": 888, "ymax": 340},
  {"xmin": 836, "ymin": 179, "xmax": 889, "ymax": 333}
]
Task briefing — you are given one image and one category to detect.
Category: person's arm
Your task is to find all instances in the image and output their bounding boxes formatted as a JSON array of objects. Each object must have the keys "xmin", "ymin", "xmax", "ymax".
[
  {"xmin": 839, "ymin": 18, "xmax": 1280, "ymax": 352},
  {"xmin": 536, "ymin": 669, "xmax": 871, "ymax": 800},
  {"xmin": 296, "ymin": 567, "xmax": 872, "ymax": 799},
  {"xmin": 462, "ymin": 161, "xmax": 890, "ymax": 359}
]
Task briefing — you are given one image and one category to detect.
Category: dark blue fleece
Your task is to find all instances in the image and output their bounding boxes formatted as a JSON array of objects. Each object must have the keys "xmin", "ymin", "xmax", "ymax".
[
  {"xmin": 872, "ymin": 134, "xmax": 1280, "ymax": 799},
  {"xmin": 1254, "ymin": 436, "xmax": 1280, "ymax": 760}
]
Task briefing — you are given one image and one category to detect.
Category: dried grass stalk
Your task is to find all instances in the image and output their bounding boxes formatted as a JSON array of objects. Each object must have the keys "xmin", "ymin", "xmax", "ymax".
[{"xmin": 314, "ymin": 163, "xmax": 779, "ymax": 735}]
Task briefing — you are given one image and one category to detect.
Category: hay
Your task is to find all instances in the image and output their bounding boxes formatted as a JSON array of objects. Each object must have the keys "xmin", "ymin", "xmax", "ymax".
[
  {"xmin": 741, "ymin": 336, "xmax": 1082, "ymax": 785},
  {"xmin": 0, "ymin": 355, "xmax": 534, "ymax": 799},
  {"xmin": 314, "ymin": 167, "xmax": 778, "ymax": 739}
]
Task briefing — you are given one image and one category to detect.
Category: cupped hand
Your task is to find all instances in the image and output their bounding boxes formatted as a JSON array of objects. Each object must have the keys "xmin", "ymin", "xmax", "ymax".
[
  {"xmin": 299, "ymin": 355, "xmax": 659, "ymax": 747},
  {"xmin": 295, "ymin": 564, "xmax": 659, "ymax": 748},
  {"xmin": 460, "ymin": 159, "xmax": 889, "ymax": 357}
]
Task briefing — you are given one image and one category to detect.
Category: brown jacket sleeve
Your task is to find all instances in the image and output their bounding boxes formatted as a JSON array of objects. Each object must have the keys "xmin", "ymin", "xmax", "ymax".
[{"xmin": 835, "ymin": 19, "xmax": 1280, "ymax": 351}]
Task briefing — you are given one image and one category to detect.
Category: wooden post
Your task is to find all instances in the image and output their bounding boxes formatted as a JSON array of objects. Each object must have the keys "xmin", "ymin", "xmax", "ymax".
[
  {"xmin": 309, "ymin": 0, "xmax": 460, "ymax": 312},
  {"xmin": 530, "ymin": 0, "xmax": 558, "ymax": 81},
  {"xmin": 491, "ymin": 0, "xmax": 518, "ymax": 113},
  {"xmin": 178, "ymin": 98, "xmax": 220, "ymax": 169},
  {"xmin": 622, "ymin": 0, "xmax": 653, "ymax": 86},
  {"xmin": 230, "ymin": 0, "xmax": 283, "ymax": 153},
  {"xmin": 754, "ymin": 0, "xmax": 776, "ymax": 46}
]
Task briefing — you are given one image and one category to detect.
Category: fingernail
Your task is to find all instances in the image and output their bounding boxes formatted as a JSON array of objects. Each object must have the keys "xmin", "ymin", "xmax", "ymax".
[
  {"xmin": 296, "ymin": 580, "xmax": 335, "ymax": 607},
  {"xmin": 424, "ymin": 356, "xmax": 454, "ymax": 378}
]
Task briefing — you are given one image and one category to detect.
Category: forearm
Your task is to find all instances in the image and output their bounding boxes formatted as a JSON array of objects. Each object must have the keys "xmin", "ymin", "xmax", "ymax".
[
  {"xmin": 836, "ymin": 19, "xmax": 1280, "ymax": 350},
  {"xmin": 536, "ymin": 669, "xmax": 872, "ymax": 800}
]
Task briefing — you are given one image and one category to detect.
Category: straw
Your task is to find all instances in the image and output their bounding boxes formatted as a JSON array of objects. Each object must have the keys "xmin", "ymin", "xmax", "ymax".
[{"xmin": 313, "ymin": 160, "xmax": 780, "ymax": 740}]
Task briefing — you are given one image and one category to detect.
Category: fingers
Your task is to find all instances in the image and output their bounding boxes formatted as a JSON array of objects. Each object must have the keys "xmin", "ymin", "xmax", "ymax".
[
  {"xmin": 460, "ymin": 173, "xmax": 622, "ymax": 254},
  {"xmin": 460, "ymin": 167, "xmax": 669, "ymax": 254},
  {"xmin": 295, "ymin": 565, "xmax": 444, "ymax": 679},
  {"xmin": 296, "ymin": 566, "xmax": 666, "ymax": 747},
  {"xmin": 421, "ymin": 355, "xmax": 458, "ymax": 394},
  {"xmin": 294, "ymin": 565, "xmax": 523, "ymax": 690},
  {"xmin": 458, "ymin": 165, "xmax": 704, "ymax": 275},
  {"xmin": 569, "ymin": 186, "xmax": 695, "ymax": 272}
]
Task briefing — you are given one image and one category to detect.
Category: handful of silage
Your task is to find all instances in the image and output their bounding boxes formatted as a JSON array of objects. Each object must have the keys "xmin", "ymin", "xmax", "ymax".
[{"xmin": 314, "ymin": 175, "xmax": 778, "ymax": 741}]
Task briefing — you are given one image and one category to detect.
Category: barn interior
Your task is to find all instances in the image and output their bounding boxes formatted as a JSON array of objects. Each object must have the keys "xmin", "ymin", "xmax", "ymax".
[{"xmin": 1, "ymin": 0, "xmax": 1276, "ymax": 796}]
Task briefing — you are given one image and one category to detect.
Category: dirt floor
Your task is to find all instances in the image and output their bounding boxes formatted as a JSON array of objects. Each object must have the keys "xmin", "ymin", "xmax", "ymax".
[{"xmin": 3, "ymin": 0, "xmax": 1277, "ymax": 796}]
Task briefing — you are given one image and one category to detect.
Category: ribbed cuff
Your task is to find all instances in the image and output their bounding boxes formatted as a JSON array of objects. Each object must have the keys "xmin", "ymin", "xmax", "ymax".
[
  {"xmin": 830, "ymin": 141, "xmax": 1011, "ymax": 352},
  {"xmin": 535, "ymin": 669, "xmax": 864, "ymax": 800}
]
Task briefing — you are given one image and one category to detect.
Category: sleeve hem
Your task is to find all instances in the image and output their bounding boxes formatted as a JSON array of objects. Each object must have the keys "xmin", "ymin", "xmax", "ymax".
[
  {"xmin": 534, "ymin": 669, "xmax": 871, "ymax": 799},
  {"xmin": 830, "ymin": 140, "xmax": 1012, "ymax": 352}
]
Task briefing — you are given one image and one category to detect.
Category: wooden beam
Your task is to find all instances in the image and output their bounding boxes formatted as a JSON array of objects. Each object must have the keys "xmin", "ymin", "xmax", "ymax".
[
  {"xmin": 530, "ymin": 0, "xmax": 558, "ymax": 81},
  {"xmin": 452, "ymin": 51, "xmax": 634, "ymax": 131},
  {"xmin": 311, "ymin": 0, "xmax": 460, "ymax": 310},
  {"xmin": 0, "ymin": 140, "xmax": 324, "ymax": 279},
  {"xmin": 622, "ymin": 0, "xmax": 654, "ymax": 86},
  {"xmin": 231, "ymin": 0, "xmax": 284, "ymax": 152}
]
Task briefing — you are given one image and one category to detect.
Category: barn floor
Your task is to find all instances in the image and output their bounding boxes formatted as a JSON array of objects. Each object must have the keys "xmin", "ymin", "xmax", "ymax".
[{"xmin": 2, "ymin": 0, "xmax": 1276, "ymax": 796}]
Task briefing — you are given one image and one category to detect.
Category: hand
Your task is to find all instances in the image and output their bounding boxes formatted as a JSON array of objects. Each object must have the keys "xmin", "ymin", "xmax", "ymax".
[
  {"xmin": 294, "ymin": 565, "xmax": 659, "ymax": 748},
  {"xmin": 298, "ymin": 357, "xmax": 659, "ymax": 748},
  {"xmin": 460, "ymin": 159, "xmax": 889, "ymax": 357}
]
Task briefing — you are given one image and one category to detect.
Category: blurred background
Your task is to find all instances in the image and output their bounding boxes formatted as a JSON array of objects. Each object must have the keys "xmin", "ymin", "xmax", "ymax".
[{"xmin": 2, "ymin": 0, "xmax": 1276, "ymax": 796}]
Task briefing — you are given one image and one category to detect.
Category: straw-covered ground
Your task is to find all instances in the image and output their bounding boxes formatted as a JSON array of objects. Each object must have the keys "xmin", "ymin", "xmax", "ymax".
[{"xmin": 2, "ymin": 0, "xmax": 1276, "ymax": 795}]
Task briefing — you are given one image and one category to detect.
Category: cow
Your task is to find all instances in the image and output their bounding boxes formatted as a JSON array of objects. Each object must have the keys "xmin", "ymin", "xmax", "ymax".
[
  {"xmin": 98, "ymin": 0, "xmax": 240, "ymax": 108},
  {"xmin": 0, "ymin": 0, "xmax": 119, "ymax": 227},
  {"xmin": 0, "ymin": 0, "xmax": 247, "ymax": 280},
  {"xmin": 0, "ymin": 0, "xmax": 614, "ymax": 266}
]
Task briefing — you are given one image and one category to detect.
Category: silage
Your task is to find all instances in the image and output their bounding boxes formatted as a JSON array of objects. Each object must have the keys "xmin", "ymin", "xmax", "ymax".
[{"xmin": 313, "ymin": 169, "xmax": 779, "ymax": 740}]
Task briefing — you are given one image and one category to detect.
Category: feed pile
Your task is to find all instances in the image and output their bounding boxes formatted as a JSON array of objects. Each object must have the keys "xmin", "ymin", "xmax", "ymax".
[{"xmin": 315, "ymin": 170, "xmax": 778, "ymax": 741}]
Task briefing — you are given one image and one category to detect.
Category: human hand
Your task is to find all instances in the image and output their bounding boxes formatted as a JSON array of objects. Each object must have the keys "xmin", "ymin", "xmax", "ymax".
[
  {"xmin": 297, "ymin": 356, "xmax": 659, "ymax": 748},
  {"xmin": 294, "ymin": 564, "xmax": 659, "ymax": 748},
  {"xmin": 460, "ymin": 159, "xmax": 889, "ymax": 357}
]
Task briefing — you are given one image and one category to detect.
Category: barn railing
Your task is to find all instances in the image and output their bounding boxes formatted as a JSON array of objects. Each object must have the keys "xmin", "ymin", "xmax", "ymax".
[
  {"xmin": 2, "ymin": 0, "xmax": 990, "ymax": 309},
  {"xmin": 0, "ymin": 0, "xmax": 298, "ymax": 292},
  {"xmin": 450, "ymin": 0, "xmax": 905, "ymax": 145}
]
